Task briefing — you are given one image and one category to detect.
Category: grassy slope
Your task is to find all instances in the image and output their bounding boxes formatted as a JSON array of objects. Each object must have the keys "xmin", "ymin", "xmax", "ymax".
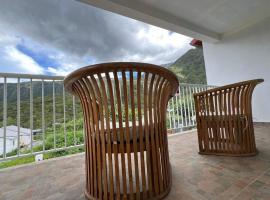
[{"xmin": 169, "ymin": 47, "xmax": 207, "ymax": 84}]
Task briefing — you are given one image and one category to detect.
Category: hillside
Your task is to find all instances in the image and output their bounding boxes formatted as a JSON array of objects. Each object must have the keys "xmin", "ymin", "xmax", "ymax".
[
  {"xmin": 168, "ymin": 47, "xmax": 207, "ymax": 84},
  {"xmin": 0, "ymin": 81, "xmax": 63, "ymax": 102}
]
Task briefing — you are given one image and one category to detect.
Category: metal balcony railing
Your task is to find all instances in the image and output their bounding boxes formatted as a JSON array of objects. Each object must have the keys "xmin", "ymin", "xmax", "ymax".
[
  {"xmin": 0, "ymin": 73, "xmax": 214, "ymax": 161},
  {"xmin": 167, "ymin": 83, "xmax": 214, "ymax": 133}
]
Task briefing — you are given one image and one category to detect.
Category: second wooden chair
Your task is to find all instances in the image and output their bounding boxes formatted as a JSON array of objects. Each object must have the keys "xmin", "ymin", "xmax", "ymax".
[{"xmin": 194, "ymin": 79, "xmax": 263, "ymax": 156}]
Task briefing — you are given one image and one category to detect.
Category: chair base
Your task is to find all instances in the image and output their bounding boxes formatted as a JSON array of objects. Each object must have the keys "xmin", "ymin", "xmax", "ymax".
[
  {"xmin": 85, "ymin": 166, "xmax": 172, "ymax": 200},
  {"xmin": 198, "ymin": 149, "xmax": 258, "ymax": 157}
]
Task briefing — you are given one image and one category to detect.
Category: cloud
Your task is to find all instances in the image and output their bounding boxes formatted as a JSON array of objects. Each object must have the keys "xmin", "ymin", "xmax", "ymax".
[
  {"xmin": 0, "ymin": 34, "xmax": 44, "ymax": 74},
  {"xmin": 0, "ymin": 0, "xmax": 192, "ymax": 75},
  {"xmin": 15, "ymin": 39, "xmax": 88, "ymax": 75}
]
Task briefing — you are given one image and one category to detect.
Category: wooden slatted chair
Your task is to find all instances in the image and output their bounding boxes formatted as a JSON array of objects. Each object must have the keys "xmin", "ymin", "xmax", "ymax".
[
  {"xmin": 64, "ymin": 62, "xmax": 179, "ymax": 200},
  {"xmin": 194, "ymin": 79, "xmax": 263, "ymax": 156}
]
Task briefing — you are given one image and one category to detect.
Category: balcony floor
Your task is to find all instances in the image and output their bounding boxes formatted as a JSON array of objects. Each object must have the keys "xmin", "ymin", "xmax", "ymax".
[{"xmin": 1, "ymin": 123, "xmax": 270, "ymax": 200}]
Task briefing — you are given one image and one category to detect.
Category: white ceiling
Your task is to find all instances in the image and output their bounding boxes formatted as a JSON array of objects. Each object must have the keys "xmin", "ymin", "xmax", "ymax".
[{"xmin": 79, "ymin": 0, "xmax": 270, "ymax": 42}]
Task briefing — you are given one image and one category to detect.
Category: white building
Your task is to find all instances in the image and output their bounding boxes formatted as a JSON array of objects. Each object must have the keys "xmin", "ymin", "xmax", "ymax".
[
  {"xmin": 0, "ymin": 126, "xmax": 31, "ymax": 154},
  {"xmin": 80, "ymin": 0, "xmax": 270, "ymax": 122}
]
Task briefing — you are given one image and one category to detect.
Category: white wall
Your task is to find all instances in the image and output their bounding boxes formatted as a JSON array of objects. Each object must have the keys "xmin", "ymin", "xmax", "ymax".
[
  {"xmin": 0, "ymin": 138, "xmax": 16, "ymax": 154},
  {"xmin": 203, "ymin": 17, "xmax": 270, "ymax": 122}
]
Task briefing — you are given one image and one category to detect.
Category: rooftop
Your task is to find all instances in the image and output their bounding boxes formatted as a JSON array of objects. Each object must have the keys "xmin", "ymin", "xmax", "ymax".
[
  {"xmin": 0, "ymin": 126, "xmax": 31, "ymax": 138},
  {"xmin": 1, "ymin": 123, "xmax": 270, "ymax": 200}
]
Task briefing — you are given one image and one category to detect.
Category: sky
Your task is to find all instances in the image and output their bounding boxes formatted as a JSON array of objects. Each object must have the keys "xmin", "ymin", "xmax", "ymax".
[{"xmin": 0, "ymin": 0, "xmax": 192, "ymax": 76}]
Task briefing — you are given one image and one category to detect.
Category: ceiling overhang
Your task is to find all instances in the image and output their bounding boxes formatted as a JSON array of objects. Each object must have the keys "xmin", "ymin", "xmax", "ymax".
[
  {"xmin": 79, "ymin": 0, "xmax": 221, "ymax": 42},
  {"xmin": 79, "ymin": 0, "xmax": 270, "ymax": 43}
]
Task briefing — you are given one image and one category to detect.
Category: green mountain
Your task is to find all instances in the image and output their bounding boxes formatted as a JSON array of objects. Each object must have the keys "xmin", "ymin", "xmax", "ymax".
[{"xmin": 168, "ymin": 47, "xmax": 207, "ymax": 84}]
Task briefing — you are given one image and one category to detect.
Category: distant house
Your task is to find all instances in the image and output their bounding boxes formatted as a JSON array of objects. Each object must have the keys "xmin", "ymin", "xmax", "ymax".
[
  {"xmin": 33, "ymin": 129, "xmax": 42, "ymax": 135},
  {"xmin": 0, "ymin": 125, "xmax": 31, "ymax": 154}
]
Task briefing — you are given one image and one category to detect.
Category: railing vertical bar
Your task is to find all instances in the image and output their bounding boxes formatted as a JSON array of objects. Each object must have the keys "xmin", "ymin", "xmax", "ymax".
[
  {"xmin": 53, "ymin": 80, "xmax": 56, "ymax": 149},
  {"xmin": 63, "ymin": 84, "xmax": 66, "ymax": 148},
  {"xmin": 83, "ymin": 123, "xmax": 85, "ymax": 145},
  {"xmin": 175, "ymin": 90, "xmax": 180, "ymax": 129},
  {"xmin": 193, "ymin": 85, "xmax": 198, "ymax": 126},
  {"xmin": 192, "ymin": 86, "xmax": 197, "ymax": 125},
  {"xmin": 186, "ymin": 85, "xmax": 191, "ymax": 127},
  {"xmin": 17, "ymin": 78, "xmax": 20, "ymax": 156},
  {"xmin": 73, "ymin": 95, "xmax": 76, "ymax": 145},
  {"xmin": 171, "ymin": 96, "xmax": 176, "ymax": 129},
  {"xmin": 186, "ymin": 85, "xmax": 192, "ymax": 126},
  {"xmin": 42, "ymin": 79, "xmax": 45, "ymax": 151},
  {"xmin": 178, "ymin": 85, "xmax": 184, "ymax": 129},
  {"xmin": 197, "ymin": 85, "xmax": 200, "ymax": 93},
  {"xmin": 168, "ymin": 101, "xmax": 172, "ymax": 130},
  {"xmin": 189, "ymin": 85, "xmax": 195, "ymax": 126},
  {"xmin": 182, "ymin": 85, "xmax": 188, "ymax": 127},
  {"xmin": 199, "ymin": 86, "xmax": 203, "ymax": 92},
  {"xmin": 30, "ymin": 78, "xmax": 33, "ymax": 153},
  {"xmin": 3, "ymin": 77, "xmax": 7, "ymax": 159}
]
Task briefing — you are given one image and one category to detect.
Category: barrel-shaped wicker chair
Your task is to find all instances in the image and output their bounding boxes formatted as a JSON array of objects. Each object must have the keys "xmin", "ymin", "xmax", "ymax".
[
  {"xmin": 64, "ymin": 62, "xmax": 179, "ymax": 200},
  {"xmin": 194, "ymin": 79, "xmax": 263, "ymax": 156}
]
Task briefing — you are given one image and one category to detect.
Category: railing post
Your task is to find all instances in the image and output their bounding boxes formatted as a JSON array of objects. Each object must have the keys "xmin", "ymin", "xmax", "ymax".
[
  {"xmin": 63, "ymin": 84, "xmax": 66, "ymax": 148},
  {"xmin": 171, "ymin": 95, "xmax": 176, "ymax": 129},
  {"xmin": 3, "ymin": 77, "xmax": 7, "ymax": 159},
  {"xmin": 53, "ymin": 80, "xmax": 56, "ymax": 149},
  {"xmin": 178, "ymin": 85, "xmax": 184, "ymax": 129},
  {"xmin": 175, "ymin": 90, "xmax": 180, "ymax": 129},
  {"xmin": 73, "ymin": 96, "xmax": 76, "ymax": 145},
  {"xmin": 30, "ymin": 78, "xmax": 33, "ymax": 153},
  {"xmin": 42, "ymin": 79, "xmax": 45, "ymax": 151},
  {"xmin": 17, "ymin": 78, "xmax": 20, "ymax": 155}
]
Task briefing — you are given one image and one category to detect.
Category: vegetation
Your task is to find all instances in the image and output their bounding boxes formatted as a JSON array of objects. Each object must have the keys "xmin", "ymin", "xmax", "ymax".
[{"xmin": 168, "ymin": 47, "xmax": 207, "ymax": 84}]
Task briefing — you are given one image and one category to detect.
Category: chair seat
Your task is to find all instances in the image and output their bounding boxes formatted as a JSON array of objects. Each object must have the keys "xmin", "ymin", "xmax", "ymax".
[
  {"xmin": 198, "ymin": 114, "xmax": 247, "ymax": 124},
  {"xmin": 88, "ymin": 122, "xmax": 164, "ymax": 153}
]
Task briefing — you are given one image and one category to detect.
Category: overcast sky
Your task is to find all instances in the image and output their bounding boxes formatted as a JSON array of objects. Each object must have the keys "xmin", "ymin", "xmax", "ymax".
[{"xmin": 0, "ymin": 0, "xmax": 192, "ymax": 75}]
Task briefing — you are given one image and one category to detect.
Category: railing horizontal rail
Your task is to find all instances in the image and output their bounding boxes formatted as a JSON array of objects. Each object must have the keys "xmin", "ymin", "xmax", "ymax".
[
  {"xmin": 0, "ymin": 73, "xmax": 64, "ymax": 80},
  {"xmin": 0, "ymin": 144, "xmax": 84, "ymax": 162}
]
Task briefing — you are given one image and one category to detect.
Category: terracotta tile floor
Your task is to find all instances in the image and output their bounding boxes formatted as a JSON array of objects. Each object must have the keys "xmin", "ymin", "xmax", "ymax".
[{"xmin": 1, "ymin": 123, "xmax": 270, "ymax": 200}]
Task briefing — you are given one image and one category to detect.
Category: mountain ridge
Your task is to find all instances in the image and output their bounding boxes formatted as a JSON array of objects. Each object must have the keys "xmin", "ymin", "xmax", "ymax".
[{"xmin": 167, "ymin": 47, "xmax": 206, "ymax": 84}]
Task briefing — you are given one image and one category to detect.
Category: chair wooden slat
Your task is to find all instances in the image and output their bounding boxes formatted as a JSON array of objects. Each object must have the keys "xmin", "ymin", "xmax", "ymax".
[
  {"xmin": 129, "ymin": 71, "xmax": 140, "ymax": 200},
  {"xmin": 143, "ymin": 73, "xmax": 153, "ymax": 198},
  {"xmin": 98, "ymin": 74, "xmax": 115, "ymax": 199},
  {"xmin": 137, "ymin": 71, "xmax": 147, "ymax": 199}
]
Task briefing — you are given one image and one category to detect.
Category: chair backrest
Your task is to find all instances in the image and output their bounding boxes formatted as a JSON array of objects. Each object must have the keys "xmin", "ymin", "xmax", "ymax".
[
  {"xmin": 194, "ymin": 79, "xmax": 263, "ymax": 117},
  {"xmin": 64, "ymin": 62, "xmax": 179, "ymax": 135}
]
